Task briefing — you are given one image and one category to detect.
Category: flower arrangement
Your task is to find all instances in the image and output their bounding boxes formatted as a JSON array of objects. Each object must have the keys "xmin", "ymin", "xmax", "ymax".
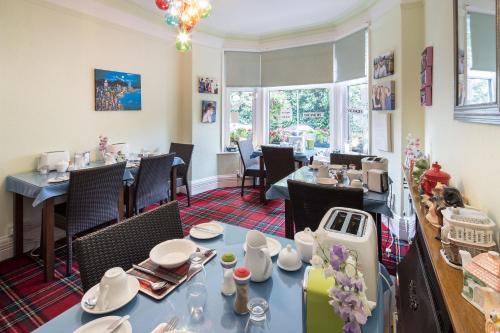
[
  {"xmin": 404, "ymin": 133, "xmax": 424, "ymax": 168},
  {"xmin": 311, "ymin": 233, "xmax": 374, "ymax": 333},
  {"xmin": 98, "ymin": 135, "xmax": 109, "ymax": 158}
]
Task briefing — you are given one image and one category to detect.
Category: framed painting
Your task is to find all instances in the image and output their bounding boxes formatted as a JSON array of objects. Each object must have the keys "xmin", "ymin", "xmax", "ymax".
[{"xmin": 95, "ymin": 69, "xmax": 141, "ymax": 111}]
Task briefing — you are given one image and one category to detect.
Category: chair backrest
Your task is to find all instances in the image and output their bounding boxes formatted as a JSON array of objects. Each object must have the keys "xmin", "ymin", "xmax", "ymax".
[
  {"xmin": 75, "ymin": 201, "xmax": 184, "ymax": 291},
  {"xmin": 236, "ymin": 139, "xmax": 257, "ymax": 170},
  {"xmin": 66, "ymin": 162, "xmax": 126, "ymax": 236},
  {"xmin": 287, "ymin": 179, "xmax": 364, "ymax": 233},
  {"xmin": 134, "ymin": 153, "xmax": 175, "ymax": 211},
  {"xmin": 330, "ymin": 153, "xmax": 374, "ymax": 170},
  {"xmin": 261, "ymin": 146, "xmax": 296, "ymax": 185},
  {"xmin": 169, "ymin": 142, "xmax": 194, "ymax": 178}
]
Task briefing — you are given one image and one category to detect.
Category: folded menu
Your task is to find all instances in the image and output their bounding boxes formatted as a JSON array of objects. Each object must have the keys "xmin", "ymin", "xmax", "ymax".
[{"xmin": 127, "ymin": 247, "xmax": 216, "ymax": 300}]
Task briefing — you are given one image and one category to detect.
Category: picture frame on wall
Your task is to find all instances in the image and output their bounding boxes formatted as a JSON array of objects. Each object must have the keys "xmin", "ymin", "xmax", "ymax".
[
  {"xmin": 371, "ymin": 81, "xmax": 395, "ymax": 111},
  {"xmin": 94, "ymin": 69, "xmax": 141, "ymax": 111},
  {"xmin": 373, "ymin": 52, "xmax": 395, "ymax": 79},
  {"xmin": 201, "ymin": 100, "xmax": 217, "ymax": 123},
  {"xmin": 198, "ymin": 77, "xmax": 219, "ymax": 94}
]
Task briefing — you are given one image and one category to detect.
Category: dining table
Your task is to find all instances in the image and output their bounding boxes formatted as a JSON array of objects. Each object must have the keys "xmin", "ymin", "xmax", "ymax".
[
  {"xmin": 250, "ymin": 148, "xmax": 318, "ymax": 203},
  {"xmin": 266, "ymin": 166, "xmax": 393, "ymax": 261},
  {"xmin": 33, "ymin": 224, "xmax": 391, "ymax": 333},
  {"xmin": 5, "ymin": 157, "xmax": 184, "ymax": 282}
]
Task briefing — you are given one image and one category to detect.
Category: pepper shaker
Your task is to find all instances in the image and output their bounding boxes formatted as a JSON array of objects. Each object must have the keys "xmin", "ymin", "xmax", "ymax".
[{"xmin": 233, "ymin": 267, "xmax": 251, "ymax": 315}]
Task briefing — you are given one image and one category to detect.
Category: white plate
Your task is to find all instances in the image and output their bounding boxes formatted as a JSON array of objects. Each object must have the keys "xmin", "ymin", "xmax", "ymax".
[
  {"xmin": 74, "ymin": 316, "xmax": 132, "ymax": 333},
  {"xmin": 277, "ymin": 260, "xmax": 303, "ymax": 272},
  {"xmin": 150, "ymin": 324, "xmax": 193, "ymax": 333},
  {"xmin": 317, "ymin": 178, "xmax": 338, "ymax": 185},
  {"xmin": 47, "ymin": 175, "xmax": 69, "ymax": 183},
  {"xmin": 81, "ymin": 276, "xmax": 140, "ymax": 315},
  {"xmin": 243, "ymin": 237, "xmax": 282, "ymax": 257},
  {"xmin": 189, "ymin": 222, "xmax": 224, "ymax": 240}
]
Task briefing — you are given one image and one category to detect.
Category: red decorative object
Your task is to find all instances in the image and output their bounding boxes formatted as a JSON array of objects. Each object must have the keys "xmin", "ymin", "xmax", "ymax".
[
  {"xmin": 420, "ymin": 162, "xmax": 450, "ymax": 195},
  {"xmin": 234, "ymin": 267, "xmax": 250, "ymax": 278},
  {"xmin": 155, "ymin": 0, "xmax": 169, "ymax": 10}
]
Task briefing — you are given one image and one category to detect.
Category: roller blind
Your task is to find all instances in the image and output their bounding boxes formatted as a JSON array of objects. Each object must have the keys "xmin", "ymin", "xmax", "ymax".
[
  {"xmin": 260, "ymin": 43, "xmax": 333, "ymax": 87},
  {"xmin": 469, "ymin": 12, "xmax": 496, "ymax": 72},
  {"xmin": 334, "ymin": 29, "xmax": 367, "ymax": 82},
  {"xmin": 224, "ymin": 51, "xmax": 261, "ymax": 87}
]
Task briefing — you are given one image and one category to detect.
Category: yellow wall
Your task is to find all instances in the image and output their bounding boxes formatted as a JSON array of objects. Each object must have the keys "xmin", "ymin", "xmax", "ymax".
[
  {"xmin": 0, "ymin": 0, "xmax": 180, "ymax": 241},
  {"xmin": 424, "ymin": 0, "xmax": 500, "ymax": 225}
]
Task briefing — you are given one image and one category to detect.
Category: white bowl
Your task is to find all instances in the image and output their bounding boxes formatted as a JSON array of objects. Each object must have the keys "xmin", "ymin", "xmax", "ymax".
[
  {"xmin": 317, "ymin": 178, "xmax": 338, "ymax": 185},
  {"xmin": 149, "ymin": 239, "xmax": 197, "ymax": 269}
]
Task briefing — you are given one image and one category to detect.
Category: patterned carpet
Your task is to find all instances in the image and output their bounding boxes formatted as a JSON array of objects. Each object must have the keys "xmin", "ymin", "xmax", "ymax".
[{"xmin": 0, "ymin": 187, "xmax": 408, "ymax": 332}]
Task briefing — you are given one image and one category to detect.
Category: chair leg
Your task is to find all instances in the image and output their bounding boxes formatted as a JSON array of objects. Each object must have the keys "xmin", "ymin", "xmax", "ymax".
[
  {"xmin": 66, "ymin": 235, "xmax": 72, "ymax": 276},
  {"xmin": 241, "ymin": 174, "xmax": 246, "ymax": 197},
  {"xmin": 185, "ymin": 183, "xmax": 191, "ymax": 207},
  {"xmin": 252, "ymin": 176, "xmax": 256, "ymax": 188}
]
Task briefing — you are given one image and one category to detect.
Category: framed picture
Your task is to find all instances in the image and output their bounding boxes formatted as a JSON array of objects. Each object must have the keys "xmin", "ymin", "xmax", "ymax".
[
  {"xmin": 198, "ymin": 77, "xmax": 219, "ymax": 94},
  {"xmin": 373, "ymin": 52, "xmax": 395, "ymax": 79},
  {"xmin": 201, "ymin": 100, "xmax": 217, "ymax": 123},
  {"xmin": 94, "ymin": 69, "xmax": 141, "ymax": 111},
  {"xmin": 371, "ymin": 81, "xmax": 395, "ymax": 111}
]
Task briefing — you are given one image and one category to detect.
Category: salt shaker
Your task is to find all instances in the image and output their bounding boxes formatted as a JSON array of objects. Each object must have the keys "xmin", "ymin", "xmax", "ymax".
[
  {"xmin": 233, "ymin": 267, "xmax": 252, "ymax": 315},
  {"xmin": 220, "ymin": 253, "xmax": 237, "ymax": 296}
]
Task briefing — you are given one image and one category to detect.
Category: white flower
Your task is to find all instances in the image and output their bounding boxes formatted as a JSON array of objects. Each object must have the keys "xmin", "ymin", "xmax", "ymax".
[
  {"xmin": 345, "ymin": 264, "xmax": 356, "ymax": 278},
  {"xmin": 310, "ymin": 255, "xmax": 323, "ymax": 268}
]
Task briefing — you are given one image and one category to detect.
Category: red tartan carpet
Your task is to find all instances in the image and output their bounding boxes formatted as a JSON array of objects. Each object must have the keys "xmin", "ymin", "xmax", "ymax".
[{"xmin": 0, "ymin": 187, "xmax": 408, "ymax": 332}]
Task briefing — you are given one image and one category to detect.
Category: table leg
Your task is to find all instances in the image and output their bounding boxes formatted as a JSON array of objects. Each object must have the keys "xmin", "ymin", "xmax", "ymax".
[
  {"xmin": 171, "ymin": 167, "xmax": 177, "ymax": 201},
  {"xmin": 118, "ymin": 187, "xmax": 124, "ymax": 222},
  {"xmin": 42, "ymin": 198, "xmax": 55, "ymax": 282},
  {"xmin": 376, "ymin": 213, "xmax": 383, "ymax": 262},
  {"xmin": 285, "ymin": 200, "xmax": 294, "ymax": 239},
  {"xmin": 14, "ymin": 193, "xmax": 23, "ymax": 257},
  {"xmin": 259, "ymin": 156, "xmax": 266, "ymax": 204}
]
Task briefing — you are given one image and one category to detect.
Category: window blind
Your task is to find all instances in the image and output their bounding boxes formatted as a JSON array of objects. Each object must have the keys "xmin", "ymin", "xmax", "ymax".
[
  {"xmin": 469, "ymin": 12, "xmax": 496, "ymax": 72},
  {"xmin": 224, "ymin": 51, "xmax": 261, "ymax": 87},
  {"xmin": 334, "ymin": 29, "xmax": 367, "ymax": 82}
]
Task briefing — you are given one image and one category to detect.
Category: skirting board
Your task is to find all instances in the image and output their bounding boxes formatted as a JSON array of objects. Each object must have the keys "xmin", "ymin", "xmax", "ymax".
[{"xmin": 181, "ymin": 173, "xmax": 254, "ymax": 196}]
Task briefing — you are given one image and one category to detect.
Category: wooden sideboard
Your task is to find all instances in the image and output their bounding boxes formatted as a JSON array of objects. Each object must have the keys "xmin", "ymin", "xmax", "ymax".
[{"xmin": 397, "ymin": 168, "xmax": 484, "ymax": 333}]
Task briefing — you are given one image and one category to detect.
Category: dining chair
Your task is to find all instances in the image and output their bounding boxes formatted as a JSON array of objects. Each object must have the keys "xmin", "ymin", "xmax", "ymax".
[
  {"xmin": 287, "ymin": 179, "xmax": 364, "ymax": 233},
  {"xmin": 330, "ymin": 153, "xmax": 374, "ymax": 170},
  {"xmin": 53, "ymin": 162, "xmax": 127, "ymax": 276},
  {"xmin": 261, "ymin": 146, "xmax": 296, "ymax": 187},
  {"xmin": 236, "ymin": 139, "xmax": 263, "ymax": 196},
  {"xmin": 128, "ymin": 153, "xmax": 175, "ymax": 216},
  {"xmin": 75, "ymin": 201, "xmax": 184, "ymax": 292},
  {"xmin": 169, "ymin": 142, "xmax": 194, "ymax": 206}
]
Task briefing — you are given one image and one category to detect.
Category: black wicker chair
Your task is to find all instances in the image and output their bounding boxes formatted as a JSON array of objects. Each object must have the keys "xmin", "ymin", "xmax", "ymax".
[
  {"xmin": 261, "ymin": 146, "xmax": 295, "ymax": 187},
  {"xmin": 236, "ymin": 139, "xmax": 263, "ymax": 196},
  {"xmin": 287, "ymin": 179, "xmax": 364, "ymax": 233},
  {"xmin": 330, "ymin": 153, "xmax": 374, "ymax": 170},
  {"xmin": 169, "ymin": 143, "xmax": 194, "ymax": 206},
  {"xmin": 129, "ymin": 153, "xmax": 175, "ymax": 215},
  {"xmin": 75, "ymin": 201, "xmax": 184, "ymax": 291},
  {"xmin": 53, "ymin": 162, "xmax": 126, "ymax": 276}
]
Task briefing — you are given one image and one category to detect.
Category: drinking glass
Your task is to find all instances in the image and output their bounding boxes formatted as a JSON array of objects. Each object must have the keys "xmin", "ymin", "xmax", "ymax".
[
  {"xmin": 244, "ymin": 298, "xmax": 269, "ymax": 333},
  {"xmin": 186, "ymin": 252, "xmax": 207, "ymax": 319}
]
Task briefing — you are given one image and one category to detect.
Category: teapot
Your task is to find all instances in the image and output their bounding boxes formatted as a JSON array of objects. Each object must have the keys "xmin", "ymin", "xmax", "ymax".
[{"xmin": 244, "ymin": 230, "xmax": 273, "ymax": 282}]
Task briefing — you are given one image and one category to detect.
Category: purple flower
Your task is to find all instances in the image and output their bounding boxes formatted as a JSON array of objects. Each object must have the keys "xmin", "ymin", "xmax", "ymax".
[
  {"xmin": 334, "ymin": 271, "xmax": 352, "ymax": 289},
  {"xmin": 343, "ymin": 321, "xmax": 362, "ymax": 333},
  {"xmin": 330, "ymin": 245, "xmax": 348, "ymax": 270}
]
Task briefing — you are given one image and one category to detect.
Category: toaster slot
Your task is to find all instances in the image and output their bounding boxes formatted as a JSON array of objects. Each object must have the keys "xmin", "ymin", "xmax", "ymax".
[
  {"xmin": 345, "ymin": 214, "xmax": 366, "ymax": 236},
  {"xmin": 330, "ymin": 211, "xmax": 348, "ymax": 232}
]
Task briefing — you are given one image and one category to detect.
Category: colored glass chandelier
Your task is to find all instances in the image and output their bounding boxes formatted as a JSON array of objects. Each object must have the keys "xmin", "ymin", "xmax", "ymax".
[{"xmin": 155, "ymin": 0, "xmax": 212, "ymax": 52}]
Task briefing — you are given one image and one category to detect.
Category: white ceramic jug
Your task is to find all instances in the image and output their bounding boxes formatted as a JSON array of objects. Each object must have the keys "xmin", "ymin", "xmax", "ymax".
[
  {"xmin": 317, "ymin": 165, "xmax": 330, "ymax": 178},
  {"xmin": 244, "ymin": 230, "xmax": 273, "ymax": 282}
]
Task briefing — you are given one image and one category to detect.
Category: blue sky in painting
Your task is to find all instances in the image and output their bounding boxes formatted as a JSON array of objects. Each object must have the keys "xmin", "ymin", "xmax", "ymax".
[{"xmin": 94, "ymin": 69, "xmax": 141, "ymax": 88}]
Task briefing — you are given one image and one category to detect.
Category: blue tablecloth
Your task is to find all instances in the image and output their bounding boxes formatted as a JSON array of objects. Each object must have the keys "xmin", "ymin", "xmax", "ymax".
[
  {"xmin": 6, "ymin": 158, "xmax": 184, "ymax": 207},
  {"xmin": 266, "ymin": 166, "xmax": 393, "ymax": 217},
  {"xmin": 33, "ymin": 224, "xmax": 390, "ymax": 333},
  {"xmin": 250, "ymin": 148, "xmax": 317, "ymax": 164}
]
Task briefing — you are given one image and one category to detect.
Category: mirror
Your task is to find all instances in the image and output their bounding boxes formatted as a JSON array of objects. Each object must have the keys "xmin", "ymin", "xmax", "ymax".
[{"xmin": 454, "ymin": 0, "xmax": 500, "ymax": 124}]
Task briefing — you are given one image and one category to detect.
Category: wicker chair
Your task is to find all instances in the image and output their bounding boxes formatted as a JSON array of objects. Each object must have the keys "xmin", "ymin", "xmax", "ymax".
[
  {"xmin": 169, "ymin": 143, "xmax": 194, "ymax": 206},
  {"xmin": 129, "ymin": 153, "xmax": 175, "ymax": 215},
  {"xmin": 330, "ymin": 153, "xmax": 374, "ymax": 170},
  {"xmin": 261, "ymin": 146, "xmax": 295, "ymax": 187},
  {"xmin": 75, "ymin": 201, "xmax": 184, "ymax": 291},
  {"xmin": 287, "ymin": 179, "xmax": 364, "ymax": 233},
  {"xmin": 236, "ymin": 139, "xmax": 263, "ymax": 196},
  {"xmin": 53, "ymin": 162, "xmax": 126, "ymax": 276}
]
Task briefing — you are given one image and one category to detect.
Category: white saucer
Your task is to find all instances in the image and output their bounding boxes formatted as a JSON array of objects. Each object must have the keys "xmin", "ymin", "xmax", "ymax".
[
  {"xmin": 277, "ymin": 260, "xmax": 303, "ymax": 272},
  {"xmin": 81, "ymin": 276, "xmax": 140, "ymax": 315},
  {"xmin": 317, "ymin": 178, "xmax": 338, "ymax": 185},
  {"xmin": 309, "ymin": 165, "xmax": 320, "ymax": 170},
  {"xmin": 189, "ymin": 221, "xmax": 224, "ymax": 240},
  {"xmin": 47, "ymin": 175, "xmax": 69, "ymax": 183},
  {"xmin": 74, "ymin": 316, "xmax": 132, "ymax": 333},
  {"xmin": 243, "ymin": 237, "xmax": 282, "ymax": 257}
]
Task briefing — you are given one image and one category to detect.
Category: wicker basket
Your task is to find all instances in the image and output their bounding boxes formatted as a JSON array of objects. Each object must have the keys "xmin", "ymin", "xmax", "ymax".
[{"xmin": 442, "ymin": 233, "xmax": 497, "ymax": 266}]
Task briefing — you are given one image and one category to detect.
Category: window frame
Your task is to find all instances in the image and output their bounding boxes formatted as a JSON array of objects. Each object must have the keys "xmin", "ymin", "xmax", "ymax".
[{"xmin": 224, "ymin": 87, "xmax": 259, "ymax": 146}]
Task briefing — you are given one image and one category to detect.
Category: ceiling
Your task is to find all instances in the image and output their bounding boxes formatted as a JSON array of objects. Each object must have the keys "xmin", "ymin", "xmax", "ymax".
[{"xmin": 129, "ymin": 0, "xmax": 376, "ymax": 39}]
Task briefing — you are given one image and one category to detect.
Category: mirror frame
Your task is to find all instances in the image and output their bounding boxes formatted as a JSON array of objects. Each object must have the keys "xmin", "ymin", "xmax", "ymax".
[{"xmin": 454, "ymin": 0, "xmax": 500, "ymax": 125}]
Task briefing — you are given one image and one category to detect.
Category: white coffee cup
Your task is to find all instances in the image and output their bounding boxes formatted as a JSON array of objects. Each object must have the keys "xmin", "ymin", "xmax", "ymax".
[
  {"xmin": 55, "ymin": 161, "xmax": 69, "ymax": 173},
  {"xmin": 97, "ymin": 267, "xmax": 129, "ymax": 310},
  {"xmin": 294, "ymin": 228, "xmax": 314, "ymax": 263},
  {"xmin": 351, "ymin": 179, "xmax": 363, "ymax": 188}
]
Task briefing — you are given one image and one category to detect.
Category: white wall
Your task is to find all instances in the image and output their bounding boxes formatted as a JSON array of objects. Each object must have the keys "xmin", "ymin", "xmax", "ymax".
[
  {"xmin": 424, "ymin": 0, "xmax": 500, "ymax": 225},
  {"xmin": 0, "ymin": 0, "xmax": 180, "ymax": 244}
]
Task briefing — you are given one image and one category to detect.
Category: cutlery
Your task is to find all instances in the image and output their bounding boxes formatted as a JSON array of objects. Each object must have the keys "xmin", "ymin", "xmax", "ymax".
[
  {"xmin": 131, "ymin": 275, "xmax": 168, "ymax": 291},
  {"xmin": 163, "ymin": 316, "xmax": 179, "ymax": 332},
  {"xmin": 83, "ymin": 295, "xmax": 98, "ymax": 309},
  {"xmin": 192, "ymin": 226, "xmax": 221, "ymax": 235},
  {"xmin": 107, "ymin": 315, "xmax": 130, "ymax": 332},
  {"xmin": 132, "ymin": 264, "xmax": 180, "ymax": 285}
]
